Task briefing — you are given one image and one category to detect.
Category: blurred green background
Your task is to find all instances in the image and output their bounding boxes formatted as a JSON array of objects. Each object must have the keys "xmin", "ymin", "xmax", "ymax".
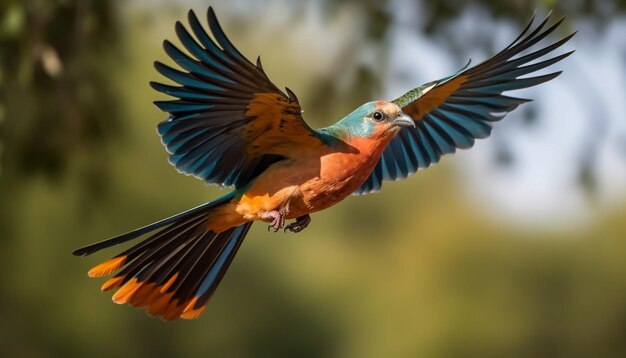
[{"xmin": 1, "ymin": 0, "xmax": 625, "ymax": 357}]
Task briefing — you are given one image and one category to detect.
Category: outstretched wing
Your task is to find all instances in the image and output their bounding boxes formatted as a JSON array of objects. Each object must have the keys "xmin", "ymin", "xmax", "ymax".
[
  {"xmin": 355, "ymin": 13, "xmax": 575, "ymax": 195},
  {"xmin": 151, "ymin": 7, "xmax": 325, "ymax": 189}
]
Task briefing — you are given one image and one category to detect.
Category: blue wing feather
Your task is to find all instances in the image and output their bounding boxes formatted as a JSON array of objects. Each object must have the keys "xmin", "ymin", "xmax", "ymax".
[
  {"xmin": 178, "ymin": 19, "xmax": 233, "ymax": 74},
  {"xmin": 163, "ymin": 40, "xmax": 236, "ymax": 85},
  {"xmin": 152, "ymin": 8, "xmax": 294, "ymax": 189},
  {"xmin": 151, "ymin": 82, "xmax": 224, "ymax": 101},
  {"xmin": 410, "ymin": 129, "xmax": 432, "ymax": 168},
  {"xmin": 154, "ymin": 62, "xmax": 227, "ymax": 92}
]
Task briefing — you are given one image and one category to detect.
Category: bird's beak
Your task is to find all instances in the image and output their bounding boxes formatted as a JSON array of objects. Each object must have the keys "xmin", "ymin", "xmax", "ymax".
[{"xmin": 393, "ymin": 112, "xmax": 415, "ymax": 128}]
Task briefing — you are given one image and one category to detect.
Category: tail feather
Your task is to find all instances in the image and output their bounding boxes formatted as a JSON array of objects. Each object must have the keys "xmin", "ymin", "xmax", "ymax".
[
  {"xmin": 75, "ymin": 192, "xmax": 253, "ymax": 320},
  {"xmin": 117, "ymin": 218, "xmax": 206, "ymax": 284},
  {"xmin": 182, "ymin": 223, "xmax": 251, "ymax": 319},
  {"xmin": 72, "ymin": 192, "xmax": 235, "ymax": 257}
]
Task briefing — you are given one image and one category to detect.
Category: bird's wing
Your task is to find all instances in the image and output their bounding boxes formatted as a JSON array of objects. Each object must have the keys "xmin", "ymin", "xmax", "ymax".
[
  {"xmin": 152, "ymin": 8, "xmax": 326, "ymax": 189},
  {"xmin": 355, "ymin": 13, "xmax": 575, "ymax": 195}
]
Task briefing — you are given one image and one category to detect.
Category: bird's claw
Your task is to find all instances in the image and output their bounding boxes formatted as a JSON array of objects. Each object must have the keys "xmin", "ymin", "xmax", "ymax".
[
  {"xmin": 284, "ymin": 214, "xmax": 311, "ymax": 233},
  {"xmin": 263, "ymin": 209, "xmax": 288, "ymax": 232}
]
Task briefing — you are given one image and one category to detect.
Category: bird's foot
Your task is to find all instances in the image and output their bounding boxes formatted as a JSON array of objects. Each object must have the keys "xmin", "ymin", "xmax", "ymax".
[
  {"xmin": 284, "ymin": 214, "xmax": 311, "ymax": 233},
  {"xmin": 262, "ymin": 209, "xmax": 289, "ymax": 232}
]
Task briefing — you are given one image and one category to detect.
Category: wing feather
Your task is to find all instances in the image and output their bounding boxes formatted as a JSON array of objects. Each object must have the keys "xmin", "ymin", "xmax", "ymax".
[
  {"xmin": 152, "ymin": 7, "xmax": 325, "ymax": 189},
  {"xmin": 355, "ymin": 13, "xmax": 574, "ymax": 195}
]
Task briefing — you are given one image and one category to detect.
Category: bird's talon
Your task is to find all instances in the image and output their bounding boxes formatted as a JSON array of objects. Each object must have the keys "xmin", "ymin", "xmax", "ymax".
[
  {"xmin": 284, "ymin": 214, "xmax": 311, "ymax": 233},
  {"xmin": 262, "ymin": 209, "xmax": 288, "ymax": 232}
]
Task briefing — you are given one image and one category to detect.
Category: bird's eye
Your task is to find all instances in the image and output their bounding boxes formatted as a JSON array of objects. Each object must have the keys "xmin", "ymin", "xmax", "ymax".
[{"xmin": 372, "ymin": 111, "xmax": 384, "ymax": 121}]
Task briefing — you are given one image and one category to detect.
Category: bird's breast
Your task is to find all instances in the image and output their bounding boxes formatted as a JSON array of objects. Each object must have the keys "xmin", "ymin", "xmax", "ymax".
[
  {"xmin": 298, "ymin": 148, "xmax": 375, "ymax": 211},
  {"xmin": 234, "ymin": 136, "xmax": 389, "ymax": 221}
]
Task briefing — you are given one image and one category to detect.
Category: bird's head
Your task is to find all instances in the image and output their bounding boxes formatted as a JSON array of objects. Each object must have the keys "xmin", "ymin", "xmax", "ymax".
[{"xmin": 333, "ymin": 101, "xmax": 414, "ymax": 141}]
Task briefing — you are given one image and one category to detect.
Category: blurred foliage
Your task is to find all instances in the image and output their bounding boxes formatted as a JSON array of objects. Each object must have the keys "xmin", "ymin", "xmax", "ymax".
[
  {"xmin": 419, "ymin": 0, "xmax": 626, "ymax": 31},
  {"xmin": 0, "ymin": 0, "xmax": 121, "ymax": 182},
  {"xmin": 0, "ymin": 1, "xmax": 625, "ymax": 357},
  {"xmin": 0, "ymin": 0, "xmax": 123, "ymax": 353}
]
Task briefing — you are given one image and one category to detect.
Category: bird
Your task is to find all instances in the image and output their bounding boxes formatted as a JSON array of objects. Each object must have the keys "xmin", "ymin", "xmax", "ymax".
[{"xmin": 73, "ymin": 7, "xmax": 574, "ymax": 320}]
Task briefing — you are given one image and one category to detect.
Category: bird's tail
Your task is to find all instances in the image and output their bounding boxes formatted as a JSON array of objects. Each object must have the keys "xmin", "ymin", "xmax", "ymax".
[{"xmin": 73, "ymin": 192, "xmax": 252, "ymax": 320}]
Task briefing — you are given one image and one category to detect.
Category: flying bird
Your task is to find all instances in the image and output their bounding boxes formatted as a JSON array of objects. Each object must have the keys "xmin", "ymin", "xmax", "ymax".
[{"xmin": 73, "ymin": 7, "xmax": 574, "ymax": 320}]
